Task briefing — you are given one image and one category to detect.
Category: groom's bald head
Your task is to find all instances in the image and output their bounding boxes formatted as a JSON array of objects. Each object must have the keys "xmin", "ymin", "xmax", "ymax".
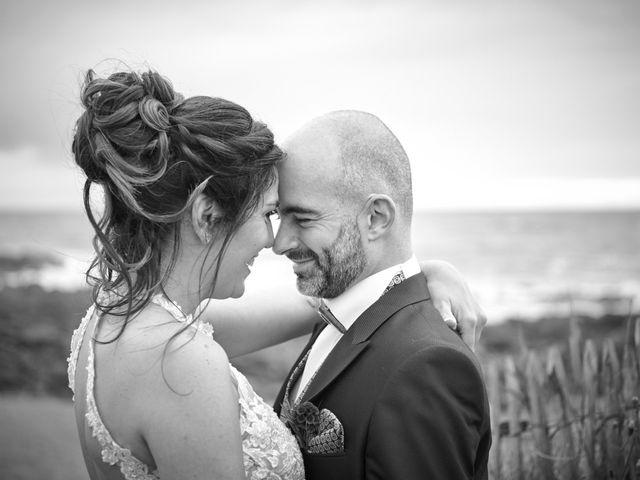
[
  {"xmin": 275, "ymin": 111, "xmax": 414, "ymax": 293},
  {"xmin": 283, "ymin": 110, "xmax": 413, "ymax": 222}
]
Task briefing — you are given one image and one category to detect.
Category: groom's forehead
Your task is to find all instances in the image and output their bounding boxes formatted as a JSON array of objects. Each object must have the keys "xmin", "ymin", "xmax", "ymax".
[
  {"xmin": 281, "ymin": 129, "xmax": 341, "ymax": 175},
  {"xmin": 277, "ymin": 133, "xmax": 344, "ymax": 211},
  {"xmin": 277, "ymin": 160, "xmax": 336, "ymax": 208}
]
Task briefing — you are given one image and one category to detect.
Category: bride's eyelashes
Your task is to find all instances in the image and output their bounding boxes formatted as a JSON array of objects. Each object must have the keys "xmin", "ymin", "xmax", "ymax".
[{"xmin": 266, "ymin": 209, "xmax": 280, "ymax": 220}]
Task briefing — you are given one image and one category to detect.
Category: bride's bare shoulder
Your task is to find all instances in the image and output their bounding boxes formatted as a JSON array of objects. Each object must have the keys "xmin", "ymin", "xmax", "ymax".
[
  {"xmin": 88, "ymin": 303, "xmax": 237, "ymax": 472},
  {"xmin": 95, "ymin": 303, "xmax": 232, "ymax": 395}
]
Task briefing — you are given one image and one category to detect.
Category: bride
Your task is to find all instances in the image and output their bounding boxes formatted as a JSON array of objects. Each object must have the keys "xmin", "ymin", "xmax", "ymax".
[{"xmin": 67, "ymin": 68, "xmax": 485, "ymax": 479}]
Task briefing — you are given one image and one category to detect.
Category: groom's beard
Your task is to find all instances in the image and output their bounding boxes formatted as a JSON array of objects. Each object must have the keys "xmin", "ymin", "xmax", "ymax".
[{"xmin": 287, "ymin": 219, "xmax": 367, "ymax": 299}]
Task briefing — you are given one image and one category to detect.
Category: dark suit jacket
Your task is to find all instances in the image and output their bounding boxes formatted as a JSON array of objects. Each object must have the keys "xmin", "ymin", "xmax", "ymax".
[{"xmin": 274, "ymin": 274, "xmax": 491, "ymax": 480}]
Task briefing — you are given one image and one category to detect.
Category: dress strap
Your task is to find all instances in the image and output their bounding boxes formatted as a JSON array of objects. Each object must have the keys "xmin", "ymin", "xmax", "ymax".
[
  {"xmin": 150, "ymin": 294, "xmax": 192, "ymax": 322},
  {"xmin": 150, "ymin": 294, "xmax": 214, "ymax": 337},
  {"xmin": 67, "ymin": 303, "xmax": 96, "ymax": 400}
]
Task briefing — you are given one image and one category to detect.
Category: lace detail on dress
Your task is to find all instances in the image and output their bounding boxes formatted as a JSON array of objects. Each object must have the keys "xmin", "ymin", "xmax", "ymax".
[
  {"xmin": 85, "ymin": 333, "xmax": 160, "ymax": 479},
  {"xmin": 67, "ymin": 293, "xmax": 304, "ymax": 480},
  {"xmin": 67, "ymin": 295, "xmax": 160, "ymax": 479},
  {"xmin": 67, "ymin": 303, "xmax": 95, "ymax": 400},
  {"xmin": 232, "ymin": 364, "xmax": 305, "ymax": 479}
]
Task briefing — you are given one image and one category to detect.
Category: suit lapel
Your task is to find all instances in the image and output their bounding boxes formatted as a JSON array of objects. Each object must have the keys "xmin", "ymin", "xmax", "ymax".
[
  {"xmin": 301, "ymin": 274, "xmax": 431, "ymax": 403},
  {"xmin": 351, "ymin": 274, "xmax": 430, "ymax": 344},
  {"xmin": 300, "ymin": 336, "xmax": 369, "ymax": 403}
]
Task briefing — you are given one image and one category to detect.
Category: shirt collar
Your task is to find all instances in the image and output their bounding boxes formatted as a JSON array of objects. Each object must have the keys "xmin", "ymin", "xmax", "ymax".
[{"xmin": 324, "ymin": 254, "xmax": 420, "ymax": 332}]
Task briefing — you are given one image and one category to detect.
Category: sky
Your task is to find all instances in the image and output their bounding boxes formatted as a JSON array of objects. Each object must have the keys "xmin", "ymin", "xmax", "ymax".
[{"xmin": 1, "ymin": 0, "xmax": 639, "ymax": 211}]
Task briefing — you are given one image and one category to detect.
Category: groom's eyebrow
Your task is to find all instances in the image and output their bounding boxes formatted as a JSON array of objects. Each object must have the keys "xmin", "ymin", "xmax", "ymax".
[{"xmin": 279, "ymin": 205, "xmax": 318, "ymax": 216}]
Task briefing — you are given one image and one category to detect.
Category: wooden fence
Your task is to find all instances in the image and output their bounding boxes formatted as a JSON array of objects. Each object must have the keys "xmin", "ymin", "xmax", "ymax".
[{"xmin": 485, "ymin": 317, "xmax": 640, "ymax": 479}]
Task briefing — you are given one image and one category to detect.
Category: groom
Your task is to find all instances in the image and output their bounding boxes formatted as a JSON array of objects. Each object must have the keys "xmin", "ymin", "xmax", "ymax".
[{"xmin": 273, "ymin": 111, "xmax": 491, "ymax": 479}]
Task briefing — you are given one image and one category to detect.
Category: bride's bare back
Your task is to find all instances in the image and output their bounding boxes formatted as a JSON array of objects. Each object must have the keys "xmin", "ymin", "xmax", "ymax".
[{"xmin": 68, "ymin": 295, "xmax": 305, "ymax": 479}]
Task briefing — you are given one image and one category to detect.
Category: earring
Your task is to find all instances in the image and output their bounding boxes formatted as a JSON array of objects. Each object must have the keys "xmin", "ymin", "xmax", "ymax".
[{"xmin": 203, "ymin": 229, "xmax": 212, "ymax": 244}]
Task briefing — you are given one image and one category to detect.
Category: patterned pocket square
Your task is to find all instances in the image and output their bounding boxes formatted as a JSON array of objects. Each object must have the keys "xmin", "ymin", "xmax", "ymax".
[{"xmin": 306, "ymin": 408, "xmax": 345, "ymax": 455}]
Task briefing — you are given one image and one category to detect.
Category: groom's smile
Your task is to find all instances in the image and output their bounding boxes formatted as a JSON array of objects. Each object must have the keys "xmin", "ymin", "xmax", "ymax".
[{"xmin": 286, "ymin": 249, "xmax": 321, "ymax": 279}]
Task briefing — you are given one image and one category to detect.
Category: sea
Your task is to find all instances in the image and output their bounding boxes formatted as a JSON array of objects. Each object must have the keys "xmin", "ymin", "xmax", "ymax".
[{"xmin": 1, "ymin": 209, "xmax": 639, "ymax": 324}]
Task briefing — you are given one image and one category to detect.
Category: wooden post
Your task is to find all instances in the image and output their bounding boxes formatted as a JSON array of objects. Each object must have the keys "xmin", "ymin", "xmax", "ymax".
[
  {"xmin": 502, "ymin": 356, "xmax": 523, "ymax": 479},
  {"xmin": 601, "ymin": 339, "xmax": 624, "ymax": 478},
  {"xmin": 547, "ymin": 346, "xmax": 578, "ymax": 479},
  {"xmin": 581, "ymin": 339, "xmax": 599, "ymax": 477},
  {"xmin": 569, "ymin": 317, "xmax": 582, "ymax": 390},
  {"xmin": 623, "ymin": 318, "xmax": 639, "ymax": 403},
  {"xmin": 526, "ymin": 351, "xmax": 555, "ymax": 479},
  {"xmin": 486, "ymin": 360, "xmax": 502, "ymax": 480}
]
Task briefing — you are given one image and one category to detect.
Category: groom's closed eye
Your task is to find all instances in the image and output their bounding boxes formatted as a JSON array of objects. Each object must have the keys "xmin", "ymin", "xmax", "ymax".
[
  {"xmin": 279, "ymin": 206, "xmax": 319, "ymax": 225},
  {"xmin": 293, "ymin": 216, "xmax": 315, "ymax": 227}
]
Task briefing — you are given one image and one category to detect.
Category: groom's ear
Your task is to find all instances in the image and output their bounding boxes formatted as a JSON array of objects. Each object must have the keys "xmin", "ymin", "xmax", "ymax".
[
  {"xmin": 360, "ymin": 194, "xmax": 396, "ymax": 241},
  {"xmin": 191, "ymin": 193, "xmax": 222, "ymax": 244}
]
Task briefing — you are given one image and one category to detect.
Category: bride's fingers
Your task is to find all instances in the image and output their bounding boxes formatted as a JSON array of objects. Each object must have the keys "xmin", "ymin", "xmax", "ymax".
[
  {"xmin": 459, "ymin": 322, "xmax": 477, "ymax": 352},
  {"xmin": 474, "ymin": 306, "xmax": 488, "ymax": 345},
  {"xmin": 433, "ymin": 298, "xmax": 483, "ymax": 351},
  {"xmin": 454, "ymin": 306, "xmax": 479, "ymax": 352},
  {"xmin": 443, "ymin": 314, "xmax": 458, "ymax": 331},
  {"xmin": 433, "ymin": 300, "xmax": 458, "ymax": 330}
]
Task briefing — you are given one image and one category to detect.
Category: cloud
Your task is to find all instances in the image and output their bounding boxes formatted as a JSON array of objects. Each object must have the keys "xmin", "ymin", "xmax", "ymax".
[{"xmin": 1, "ymin": 0, "xmax": 639, "ymax": 210}]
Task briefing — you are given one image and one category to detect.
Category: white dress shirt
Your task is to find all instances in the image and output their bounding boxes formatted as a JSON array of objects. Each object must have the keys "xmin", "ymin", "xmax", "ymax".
[{"xmin": 292, "ymin": 255, "xmax": 421, "ymax": 401}]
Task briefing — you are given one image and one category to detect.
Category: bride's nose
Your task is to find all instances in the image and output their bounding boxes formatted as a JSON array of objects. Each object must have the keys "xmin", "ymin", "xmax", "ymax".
[{"xmin": 264, "ymin": 220, "xmax": 275, "ymax": 249}]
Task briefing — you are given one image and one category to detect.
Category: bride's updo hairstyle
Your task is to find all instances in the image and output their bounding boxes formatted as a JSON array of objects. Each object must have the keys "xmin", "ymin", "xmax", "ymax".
[{"xmin": 73, "ymin": 69, "xmax": 281, "ymax": 331}]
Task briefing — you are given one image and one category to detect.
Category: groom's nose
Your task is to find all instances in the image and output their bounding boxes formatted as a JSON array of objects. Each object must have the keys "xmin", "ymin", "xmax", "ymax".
[{"xmin": 273, "ymin": 218, "xmax": 297, "ymax": 255}]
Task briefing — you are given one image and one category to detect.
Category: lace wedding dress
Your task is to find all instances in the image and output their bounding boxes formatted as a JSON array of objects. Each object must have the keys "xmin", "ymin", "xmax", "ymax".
[{"xmin": 67, "ymin": 294, "xmax": 305, "ymax": 480}]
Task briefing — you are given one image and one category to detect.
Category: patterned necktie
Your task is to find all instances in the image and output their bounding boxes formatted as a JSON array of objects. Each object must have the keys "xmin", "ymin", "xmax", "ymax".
[
  {"xmin": 317, "ymin": 299, "xmax": 347, "ymax": 334},
  {"xmin": 382, "ymin": 270, "xmax": 406, "ymax": 295}
]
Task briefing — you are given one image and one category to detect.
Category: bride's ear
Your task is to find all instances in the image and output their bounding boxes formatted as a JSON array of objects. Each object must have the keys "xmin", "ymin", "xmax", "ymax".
[{"xmin": 191, "ymin": 193, "xmax": 222, "ymax": 244}]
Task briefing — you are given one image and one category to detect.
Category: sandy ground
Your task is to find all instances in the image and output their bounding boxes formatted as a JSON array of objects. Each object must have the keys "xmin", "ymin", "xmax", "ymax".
[{"xmin": 0, "ymin": 394, "xmax": 87, "ymax": 480}]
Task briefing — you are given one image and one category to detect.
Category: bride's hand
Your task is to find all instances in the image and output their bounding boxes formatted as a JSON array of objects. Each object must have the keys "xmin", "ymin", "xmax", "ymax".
[{"xmin": 421, "ymin": 260, "xmax": 487, "ymax": 351}]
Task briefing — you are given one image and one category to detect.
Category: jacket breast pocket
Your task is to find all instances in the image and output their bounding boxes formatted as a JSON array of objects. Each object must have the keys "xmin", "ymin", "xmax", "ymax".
[{"xmin": 306, "ymin": 408, "xmax": 345, "ymax": 456}]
